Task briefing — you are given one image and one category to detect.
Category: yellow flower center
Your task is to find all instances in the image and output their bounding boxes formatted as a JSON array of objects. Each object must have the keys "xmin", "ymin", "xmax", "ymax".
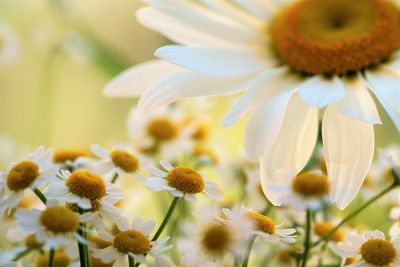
[
  {"xmin": 25, "ymin": 234, "xmax": 43, "ymax": 249},
  {"xmin": 110, "ymin": 150, "xmax": 139, "ymax": 172},
  {"xmin": 292, "ymin": 172, "xmax": 330, "ymax": 197},
  {"xmin": 192, "ymin": 123, "xmax": 209, "ymax": 141},
  {"xmin": 313, "ymin": 221, "xmax": 345, "ymax": 242},
  {"xmin": 277, "ymin": 250, "xmax": 294, "ymax": 264},
  {"xmin": 360, "ymin": 238, "xmax": 397, "ymax": 266},
  {"xmin": 39, "ymin": 206, "xmax": 80, "ymax": 233},
  {"xmin": 166, "ymin": 166, "xmax": 205, "ymax": 194},
  {"xmin": 91, "ymin": 257, "xmax": 114, "ymax": 267},
  {"xmin": 113, "ymin": 230, "xmax": 151, "ymax": 254},
  {"xmin": 53, "ymin": 148, "xmax": 90, "ymax": 163},
  {"xmin": 147, "ymin": 117, "xmax": 179, "ymax": 141},
  {"xmin": 6, "ymin": 161, "xmax": 40, "ymax": 191},
  {"xmin": 345, "ymin": 257, "xmax": 358, "ymax": 265},
  {"xmin": 192, "ymin": 145, "xmax": 218, "ymax": 164},
  {"xmin": 66, "ymin": 199, "xmax": 102, "ymax": 212},
  {"xmin": 271, "ymin": 0, "xmax": 400, "ymax": 75},
  {"xmin": 201, "ymin": 224, "xmax": 233, "ymax": 254},
  {"xmin": 36, "ymin": 251, "xmax": 70, "ymax": 267},
  {"xmin": 245, "ymin": 212, "xmax": 276, "ymax": 234},
  {"xmin": 88, "ymin": 234, "xmax": 113, "ymax": 249},
  {"xmin": 65, "ymin": 170, "xmax": 106, "ymax": 200}
]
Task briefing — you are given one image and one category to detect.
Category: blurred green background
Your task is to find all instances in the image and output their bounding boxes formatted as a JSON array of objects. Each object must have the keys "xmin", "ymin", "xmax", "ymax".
[{"xmin": 0, "ymin": 0, "xmax": 397, "ymax": 158}]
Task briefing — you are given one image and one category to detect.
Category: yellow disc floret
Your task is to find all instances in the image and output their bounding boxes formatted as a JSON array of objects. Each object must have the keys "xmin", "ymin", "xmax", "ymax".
[
  {"xmin": 25, "ymin": 234, "xmax": 43, "ymax": 249},
  {"xmin": 271, "ymin": 0, "xmax": 400, "ymax": 75},
  {"xmin": 65, "ymin": 170, "xmax": 106, "ymax": 200},
  {"xmin": 166, "ymin": 166, "xmax": 205, "ymax": 194},
  {"xmin": 201, "ymin": 224, "xmax": 232, "ymax": 254},
  {"xmin": 39, "ymin": 206, "xmax": 80, "ymax": 233},
  {"xmin": 360, "ymin": 238, "xmax": 396, "ymax": 266},
  {"xmin": 89, "ymin": 234, "xmax": 113, "ymax": 249},
  {"xmin": 313, "ymin": 221, "xmax": 345, "ymax": 242},
  {"xmin": 53, "ymin": 148, "xmax": 90, "ymax": 163},
  {"xmin": 147, "ymin": 117, "xmax": 179, "ymax": 141},
  {"xmin": 113, "ymin": 230, "xmax": 151, "ymax": 254},
  {"xmin": 91, "ymin": 257, "xmax": 114, "ymax": 267},
  {"xmin": 110, "ymin": 150, "xmax": 139, "ymax": 172},
  {"xmin": 6, "ymin": 161, "xmax": 40, "ymax": 191},
  {"xmin": 292, "ymin": 172, "xmax": 330, "ymax": 197},
  {"xmin": 245, "ymin": 212, "xmax": 276, "ymax": 234},
  {"xmin": 192, "ymin": 145, "xmax": 218, "ymax": 164},
  {"xmin": 36, "ymin": 251, "xmax": 70, "ymax": 267}
]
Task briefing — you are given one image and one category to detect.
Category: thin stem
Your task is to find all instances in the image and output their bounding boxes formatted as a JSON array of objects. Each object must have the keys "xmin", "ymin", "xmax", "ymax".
[
  {"xmin": 152, "ymin": 197, "xmax": 180, "ymax": 241},
  {"xmin": 33, "ymin": 188, "xmax": 47, "ymax": 204},
  {"xmin": 128, "ymin": 256, "xmax": 135, "ymax": 267},
  {"xmin": 111, "ymin": 172, "xmax": 119, "ymax": 184},
  {"xmin": 49, "ymin": 248, "xmax": 55, "ymax": 267},
  {"xmin": 312, "ymin": 183, "xmax": 395, "ymax": 247},
  {"xmin": 77, "ymin": 208, "xmax": 89, "ymax": 267},
  {"xmin": 242, "ymin": 235, "xmax": 257, "ymax": 267},
  {"xmin": 12, "ymin": 248, "xmax": 32, "ymax": 261},
  {"xmin": 301, "ymin": 210, "xmax": 312, "ymax": 267}
]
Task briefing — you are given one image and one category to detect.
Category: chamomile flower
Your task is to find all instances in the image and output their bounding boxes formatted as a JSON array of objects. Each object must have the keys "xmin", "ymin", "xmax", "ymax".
[
  {"xmin": 106, "ymin": 0, "xmax": 400, "ymax": 210},
  {"xmin": 333, "ymin": 230, "xmax": 400, "ymax": 267},
  {"xmin": 145, "ymin": 160, "xmax": 223, "ymax": 201},
  {"xmin": 35, "ymin": 245, "xmax": 80, "ymax": 267},
  {"xmin": 52, "ymin": 148, "xmax": 91, "ymax": 171},
  {"xmin": 92, "ymin": 216, "xmax": 171, "ymax": 266},
  {"xmin": 46, "ymin": 169, "xmax": 123, "ymax": 225},
  {"xmin": 313, "ymin": 221, "xmax": 346, "ymax": 243},
  {"xmin": 0, "ymin": 146, "xmax": 57, "ymax": 214},
  {"xmin": 220, "ymin": 206, "xmax": 297, "ymax": 244},
  {"xmin": 14, "ymin": 201, "xmax": 83, "ymax": 249},
  {"xmin": 268, "ymin": 171, "xmax": 330, "ymax": 211}
]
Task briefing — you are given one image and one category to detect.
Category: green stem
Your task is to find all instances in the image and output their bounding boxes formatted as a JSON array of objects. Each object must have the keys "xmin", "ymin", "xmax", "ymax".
[
  {"xmin": 49, "ymin": 248, "xmax": 55, "ymax": 267},
  {"xmin": 301, "ymin": 210, "xmax": 312, "ymax": 267},
  {"xmin": 12, "ymin": 248, "xmax": 32, "ymax": 261},
  {"xmin": 128, "ymin": 256, "xmax": 135, "ymax": 267},
  {"xmin": 242, "ymin": 235, "xmax": 257, "ymax": 267},
  {"xmin": 111, "ymin": 172, "xmax": 119, "ymax": 184},
  {"xmin": 152, "ymin": 197, "xmax": 180, "ymax": 241},
  {"xmin": 77, "ymin": 208, "xmax": 89, "ymax": 267},
  {"xmin": 312, "ymin": 182, "xmax": 395, "ymax": 247},
  {"xmin": 33, "ymin": 188, "xmax": 47, "ymax": 204}
]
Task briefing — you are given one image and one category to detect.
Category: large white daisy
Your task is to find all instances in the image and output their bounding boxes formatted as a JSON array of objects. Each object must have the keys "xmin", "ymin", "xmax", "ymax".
[{"xmin": 105, "ymin": 0, "xmax": 400, "ymax": 209}]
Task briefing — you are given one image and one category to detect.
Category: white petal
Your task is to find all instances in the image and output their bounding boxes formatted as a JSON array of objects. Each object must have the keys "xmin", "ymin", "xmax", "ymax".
[
  {"xmin": 155, "ymin": 45, "xmax": 270, "ymax": 77},
  {"xmin": 117, "ymin": 217, "xmax": 130, "ymax": 232},
  {"xmin": 104, "ymin": 60, "xmax": 181, "ymax": 97},
  {"xmin": 336, "ymin": 75, "xmax": 381, "ymax": 124},
  {"xmin": 147, "ymin": 166, "xmax": 167, "ymax": 177},
  {"xmin": 159, "ymin": 160, "xmax": 173, "ymax": 171},
  {"xmin": 232, "ymin": 0, "xmax": 271, "ymax": 19},
  {"xmin": 298, "ymin": 75, "xmax": 345, "ymax": 107},
  {"xmin": 138, "ymin": 71, "xmax": 253, "ymax": 112},
  {"xmin": 323, "ymin": 106, "xmax": 374, "ymax": 209},
  {"xmin": 90, "ymin": 144, "xmax": 109, "ymax": 159},
  {"xmin": 365, "ymin": 70, "xmax": 400, "ymax": 131},
  {"xmin": 260, "ymin": 95, "xmax": 319, "ymax": 205}
]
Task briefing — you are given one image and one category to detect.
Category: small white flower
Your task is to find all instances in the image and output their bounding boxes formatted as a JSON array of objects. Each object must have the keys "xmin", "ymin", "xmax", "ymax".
[
  {"xmin": 0, "ymin": 146, "xmax": 58, "ymax": 214},
  {"xmin": 92, "ymin": 216, "xmax": 171, "ymax": 266},
  {"xmin": 333, "ymin": 230, "xmax": 400, "ymax": 267},
  {"xmin": 145, "ymin": 160, "xmax": 223, "ymax": 201}
]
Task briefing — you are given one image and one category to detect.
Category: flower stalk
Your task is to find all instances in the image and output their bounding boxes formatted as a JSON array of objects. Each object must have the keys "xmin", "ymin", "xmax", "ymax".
[
  {"xmin": 49, "ymin": 248, "xmax": 55, "ymax": 267},
  {"xmin": 301, "ymin": 209, "xmax": 312, "ymax": 267},
  {"xmin": 152, "ymin": 196, "xmax": 180, "ymax": 241},
  {"xmin": 242, "ymin": 235, "xmax": 257, "ymax": 267}
]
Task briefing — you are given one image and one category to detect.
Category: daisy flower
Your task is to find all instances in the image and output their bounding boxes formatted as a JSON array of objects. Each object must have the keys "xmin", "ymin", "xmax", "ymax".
[
  {"xmin": 268, "ymin": 170, "xmax": 330, "ymax": 211},
  {"xmin": 92, "ymin": 216, "xmax": 171, "ymax": 266},
  {"xmin": 106, "ymin": 0, "xmax": 400, "ymax": 209},
  {"xmin": 333, "ymin": 230, "xmax": 400, "ymax": 266},
  {"xmin": 35, "ymin": 249, "xmax": 80, "ymax": 267},
  {"xmin": 45, "ymin": 169, "xmax": 123, "ymax": 226},
  {"xmin": 220, "ymin": 206, "xmax": 297, "ymax": 244},
  {"xmin": 52, "ymin": 148, "xmax": 91, "ymax": 171},
  {"xmin": 14, "ymin": 201, "xmax": 83, "ymax": 249},
  {"xmin": 313, "ymin": 221, "xmax": 346, "ymax": 244},
  {"xmin": 0, "ymin": 146, "xmax": 57, "ymax": 214},
  {"xmin": 0, "ymin": 20, "xmax": 19, "ymax": 64},
  {"xmin": 145, "ymin": 159, "xmax": 223, "ymax": 201}
]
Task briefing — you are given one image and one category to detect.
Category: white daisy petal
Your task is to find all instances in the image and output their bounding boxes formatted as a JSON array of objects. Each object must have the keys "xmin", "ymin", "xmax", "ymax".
[
  {"xmin": 159, "ymin": 160, "xmax": 173, "ymax": 171},
  {"xmin": 147, "ymin": 166, "xmax": 168, "ymax": 177},
  {"xmin": 323, "ymin": 106, "xmax": 374, "ymax": 209}
]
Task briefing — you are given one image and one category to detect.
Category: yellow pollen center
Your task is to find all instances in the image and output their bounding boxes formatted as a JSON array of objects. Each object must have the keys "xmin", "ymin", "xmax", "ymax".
[
  {"xmin": 313, "ymin": 222, "xmax": 345, "ymax": 242},
  {"xmin": 192, "ymin": 145, "xmax": 218, "ymax": 164},
  {"xmin": 36, "ymin": 251, "xmax": 70, "ymax": 267},
  {"xmin": 360, "ymin": 239, "xmax": 397, "ymax": 266},
  {"xmin": 39, "ymin": 206, "xmax": 80, "ymax": 233},
  {"xmin": 53, "ymin": 148, "xmax": 90, "ymax": 163},
  {"xmin": 271, "ymin": 0, "xmax": 400, "ymax": 75},
  {"xmin": 65, "ymin": 170, "xmax": 106, "ymax": 200},
  {"xmin": 6, "ymin": 160, "xmax": 40, "ymax": 191},
  {"xmin": 66, "ymin": 200, "xmax": 102, "ymax": 212},
  {"xmin": 201, "ymin": 224, "xmax": 233, "ymax": 254},
  {"xmin": 88, "ymin": 234, "xmax": 113, "ymax": 249},
  {"xmin": 113, "ymin": 230, "xmax": 151, "ymax": 254},
  {"xmin": 147, "ymin": 117, "xmax": 179, "ymax": 141},
  {"xmin": 245, "ymin": 212, "xmax": 276, "ymax": 234},
  {"xmin": 91, "ymin": 257, "xmax": 114, "ymax": 267},
  {"xmin": 110, "ymin": 150, "xmax": 139, "ymax": 172},
  {"xmin": 192, "ymin": 123, "xmax": 209, "ymax": 141},
  {"xmin": 25, "ymin": 234, "xmax": 43, "ymax": 249},
  {"xmin": 292, "ymin": 172, "xmax": 330, "ymax": 197},
  {"xmin": 166, "ymin": 166, "xmax": 205, "ymax": 194}
]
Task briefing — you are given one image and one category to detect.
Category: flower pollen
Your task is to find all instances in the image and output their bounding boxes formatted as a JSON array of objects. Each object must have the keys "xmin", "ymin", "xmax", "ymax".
[
  {"xmin": 245, "ymin": 211, "xmax": 276, "ymax": 234},
  {"xmin": 113, "ymin": 230, "xmax": 151, "ymax": 254},
  {"xmin": 25, "ymin": 234, "xmax": 43, "ymax": 249},
  {"xmin": 147, "ymin": 117, "xmax": 179, "ymax": 141},
  {"xmin": 166, "ymin": 166, "xmax": 205, "ymax": 194},
  {"xmin": 201, "ymin": 224, "xmax": 232, "ymax": 254},
  {"xmin": 65, "ymin": 170, "xmax": 106, "ymax": 200},
  {"xmin": 6, "ymin": 161, "xmax": 40, "ymax": 191},
  {"xmin": 313, "ymin": 221, "xmax": 345, "ymax": 242},
  {"xmin": 360, "ymin": 238, "xmax": 396, "ymax": 266},
  {"xmin": 292, "ymin": 172, "xmax": 329, "ymax": 197},
  {"xmin": 36, "ymin": 250, "xmax": 70, "ymax": 267},
  {"xmin": 39, "ymin": 206, "xmax": 80, "ymax": 233},
  {"xmin": 53, "ymin": 148, "xmax": 90, "ymax": 163},
  {"xmin": 110, "ymin": 150, "xmax": 139, "ymax": 172}
]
